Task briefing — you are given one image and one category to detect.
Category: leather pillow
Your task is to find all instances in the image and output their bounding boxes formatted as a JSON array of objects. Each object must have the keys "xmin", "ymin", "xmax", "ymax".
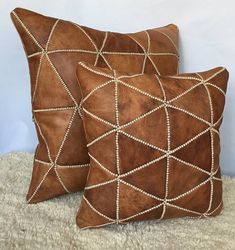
[
  {"xmin": 76, "ymin": 62, "xmax": 228, "ymax": 229},
  {"xmin": 11, "ymin": 8, "xmax": 179, "ymax": 203}
]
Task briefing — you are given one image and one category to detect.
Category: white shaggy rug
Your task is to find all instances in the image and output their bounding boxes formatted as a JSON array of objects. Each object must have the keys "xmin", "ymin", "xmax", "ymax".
[{"xmin": 0, "ymin": 152, "xmax": 235, "ymax": 250}]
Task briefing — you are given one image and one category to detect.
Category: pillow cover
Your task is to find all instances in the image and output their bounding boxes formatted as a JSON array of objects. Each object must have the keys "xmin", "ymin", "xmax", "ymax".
[
  {"xmin": 76, "ymin": 62, "xmax": 228, "ymax": 229},
  {"xmin": 11, "ymin": 8, "xmax": 179, "ymax": 203}
]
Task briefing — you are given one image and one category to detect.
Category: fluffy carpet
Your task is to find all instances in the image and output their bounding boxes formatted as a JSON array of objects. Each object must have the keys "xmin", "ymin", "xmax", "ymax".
[{"xmin": 0, "ymin": 152, "xmax": 234, "ymax": 250}]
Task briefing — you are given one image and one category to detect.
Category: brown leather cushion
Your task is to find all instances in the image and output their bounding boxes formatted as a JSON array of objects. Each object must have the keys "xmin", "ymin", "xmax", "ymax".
[
  {"xmin": 76, "ymin": 62, "xmax": 228, "ymax": 229},
  {"xmin": 11, "ymin": 8, "xmax": 179, "ymax": 203}
]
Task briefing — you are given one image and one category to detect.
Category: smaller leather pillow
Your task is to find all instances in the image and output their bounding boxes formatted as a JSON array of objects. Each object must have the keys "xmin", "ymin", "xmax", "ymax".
[{"xmin": 76, "ymin": 62, "xmax": 228, "ymax": 229}]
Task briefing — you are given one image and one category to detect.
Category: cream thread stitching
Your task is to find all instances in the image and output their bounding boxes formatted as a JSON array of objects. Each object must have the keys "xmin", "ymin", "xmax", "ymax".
[
  {"xmin": 54, "ymin": 109, "xmax": 77, "ymax": 164},
  {"xmin": 82, "ymin": 79, "xmax": 115, "ymax": 103},
  {"xmin": 35, "ymin": 159, "xmax": 51, "ymax": 166},
  {"xmin": 119, "ymin": 154, "xmax": 167, "ymax": 178},
  {"xmin": 206, "ymin": 82, "xmax": 226, "ymax": 96},
  {"xmin": 128, "ymin": 32, "xmax": 161, "ymax": 75},
  {"xmin": 118, "ymin": 73, "xmax": 144, "ymax": 79},
  {"xmin": 47, "ymin": 49, "xmax": 97, "ymax": 55},
  {"xmin": 33, "ymin": 106, "xmax": 76, "ymax": 113},
  {"xmin": 78, "ymin": 61, "xmax": 114, "ymax": 79},
  {"xmin": 103, "ymin": 51, "xmax": 177, "ymax": 56},
  {"xmin": 118, "ymin": 130, "xmax": 166, "ymax": 153},
  {"xmin": 156, "ymin": 73, "xmax": 170, "ymax": 220},
  {"xmin": 56, "ymin": 163, "xmax": 89, "ymax": 169},
  {"xmin": 206, "ymin": 201, "xmax": 222, "ymax": 216},
  {"xmin": 168, "ymin": 81, "xmax": 203, "ymax": 103},
  {"xmin": 46, "ymin": 54, "xmax": 78, "ymax": 107},
  {"xmin": 100, "ymin": 56, "xmax": 113, "ymax": 70},
  {"xmin": 117, "ymin": 79, "xmax": 164, "ymax": 103},
  {"xmin": 80, "ymin": 222, "xmax": 115, "ymax": 230},
  {"xmin": 83, "ymin": 108, "xmax": 116, "ymax": 128},
  {"xmin": 29, "ymin": 50, "xmax": 178, "ymax": 58},
  {"xmin": 85, "ymin": 178, "xmax": 117, "ymax": 190},
  {"xmin": 54, "ymin": 167, "xmax": 70, "ymax": 193},
  {"xmin": 167, "ymin": 177, "xmax": 211, "ymax": 202},
  {"xmin": 45, "ymin": 19, "xmax": 60, "ymax": 51},
  {"xmin": 34, "ymin": 158, "xmax": 90, "ymax": 169},
  {"xmin": 27, "ymin": 165, "xmax": 54, "ymax": 203},
  {"xmin": 74, "ymin": 25, "xmax": 112, "ymax": 71},
  {"xmin": 167, "ymin": 203, "xmax": 202, "ymax": 216},
  {"xmin": 159, "ymin": 204, "xmax": 167, "ymax": 220},
  {"xmin": 167, "ymin": 104, "xmax": 211, "ymax": 126},
  {"xmin": 213, "ymin": 176, "xmax": 222, "ymax": 181},
  {"xmin": 171, "ymin": 127, "xmax": 211, "ymax": 153},
  {"xmin": 155, "ymin": 30, "xmax": 179, "ymax": 53},
  {"xmin": 141, "ymin": 31, "xmax": 150, "ymax": 73},
  {"xmin": 83, "ymin": 196, "xmax": 115, "ymax": 222},
  {"xmin": 119, "ymin": 104, "xmax": 165, "ymax": 129},
  {"xmin": 73, "ymin": 23, "xmax": 98, "ymax": 51},
  {"xmin": 94, "ymin": 31, "xmax": 108, "ymax": 66},
  {"xmin": 119, "ymin": 203, "xmax": 164, "ymax": 222},
  {"xmin": 52, "ymin": 109, "xmax": 77, "ymax": 193},
  {"xmin": 168, "ymin": 75, "xmax": 201, "ymax": 81},
  {"xmin": 26, "ymin": 123, "xmax": 54, "ymax": 202},
  {"xmin": 114, "ymin": 70, "xmax": 120, "ymax": 224},
  {"xmin": 147, "ymin": 56, "xmax": 161, "ymax": 75},
  {"xmin": 170, "ymin": 155, "xmax": 211, "ymax": 175},
  {"xmin": 89, "ymin": 153, "xmax": 117, "ymax": 176},
  {"xmin": 32, "ymin": 53, "xmax": 44, "ymax": 102},
  {"xmin": 12, "ymin": 11, "xmax": 44, "ymax": 51},
  {"xmin": 87, "ymin": 129, "xmax": 116, "ymax": 147},
  {"xmin": 205, "ymin": 67, "xmax": 226, "ymax": 82},
  {"xmin": 34, "ymin": 118, "xmax": 53, "ymax": 163},
  {"xmin": 28, "ymin": 51, "xmax": 43, "ymax": 58},
  {"xmin": 27, "ymin": 118, "xmax": 54, "ymax": 202},
  {"xmin": 120, "ymin": 179, "xmax": 164, "ymax": 202}
]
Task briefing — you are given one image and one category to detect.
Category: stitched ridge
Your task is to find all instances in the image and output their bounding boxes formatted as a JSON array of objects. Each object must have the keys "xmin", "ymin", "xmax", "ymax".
[
  {"xmin": 83, "ymin": 196, "xmax": 115, "ymax": 222},
  {"xmin": 114, "ymin": 70, "xmax": 120, "ymax": 223},
  {"xmin": 12, "ymin": 11, "xmax": 44, "ymax": 51},
  {"xmin": 89, "ymin": 153, "xmax": 117, "ymax": 176},
  {"xmin": 35, "ymin": 159, "xmax": 89, "ymax": 168},
  {"xmin": 33, "ymin": 106, "xmax": 76, "ymax": 113}
]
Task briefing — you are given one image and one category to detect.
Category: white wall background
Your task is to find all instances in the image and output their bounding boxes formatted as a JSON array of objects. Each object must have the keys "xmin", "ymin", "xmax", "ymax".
[{"xmin": 0, "ymin": 0, "xmax": 234, "ymax": 176}]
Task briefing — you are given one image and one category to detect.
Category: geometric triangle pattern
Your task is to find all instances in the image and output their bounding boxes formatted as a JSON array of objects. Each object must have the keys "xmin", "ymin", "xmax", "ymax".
[
  {"xmin": 76, "ymin": 62, "xmax": 228, "ymax": 229},
  {"xmin": 11, "ymin": 8, "xmax": 179, "ymax": 203}
]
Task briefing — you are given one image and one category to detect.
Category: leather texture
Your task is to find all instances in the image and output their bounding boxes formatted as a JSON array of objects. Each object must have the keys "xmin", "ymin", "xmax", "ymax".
[
  {"xmin": 10, "ymin": 8, "xmax": 179, "ymax": 203},
  {"xmin": 76, "ymin": 62, "xmax": 228, "ymax": 229}
]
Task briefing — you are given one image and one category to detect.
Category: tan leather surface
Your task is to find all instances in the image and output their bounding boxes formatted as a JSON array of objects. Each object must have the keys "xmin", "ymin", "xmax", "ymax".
[
  {"xmin": 76, "ymin": 62, "xmax": 228, "ymax": 229},
  {"xmin": 11, "ymin": 8, "xmax": 179, "ymax": 203}
]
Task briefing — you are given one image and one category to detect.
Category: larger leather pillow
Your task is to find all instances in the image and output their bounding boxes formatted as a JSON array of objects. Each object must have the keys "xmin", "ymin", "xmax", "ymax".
[
  {"xmin": 11, "ymin": 8, "xmax": 179, "ymax": 203},
  {"xmin": 76, "ymin": 62, "xmax": 228, "ymax": 229}
]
